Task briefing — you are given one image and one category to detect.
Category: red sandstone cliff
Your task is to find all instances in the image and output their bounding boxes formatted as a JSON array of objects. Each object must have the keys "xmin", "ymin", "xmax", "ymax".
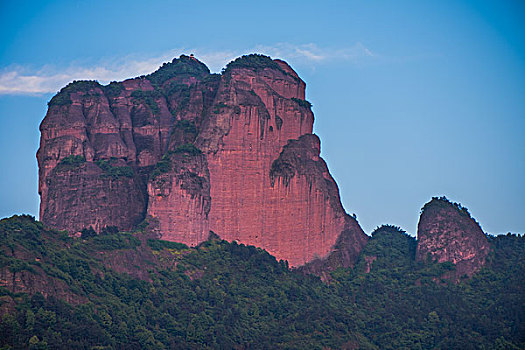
[
  {"xmin": 38, "ymin": 54, "xmax": 368, "ymax": 267},
  {"xmin": 416, "ymin": 197, "xmax": 490, "ymax": 278}
]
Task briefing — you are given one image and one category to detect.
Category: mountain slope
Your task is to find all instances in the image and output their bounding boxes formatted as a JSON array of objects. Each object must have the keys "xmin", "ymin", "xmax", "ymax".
[{"xmin": 1, "ymin": 215, "xmax": 523, "ymax": 349}]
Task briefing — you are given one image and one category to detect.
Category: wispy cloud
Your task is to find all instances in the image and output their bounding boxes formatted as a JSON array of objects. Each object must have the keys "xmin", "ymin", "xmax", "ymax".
[
  {"xmin": 255, "ymin": 42, "xmax": 374, "ymax": 63},
  {"xmin": 0, "ymin": 43, "xmax": 374, "ymax": 95}
]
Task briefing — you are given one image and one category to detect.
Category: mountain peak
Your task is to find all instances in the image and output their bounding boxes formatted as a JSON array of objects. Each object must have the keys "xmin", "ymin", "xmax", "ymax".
[
  {"xmin": 416, "ymin": 197, "xmax": 490, "ymax": 278},
  {"xmin": 37, "ymin": 54, "xmax": 366, "ymax": 267}
]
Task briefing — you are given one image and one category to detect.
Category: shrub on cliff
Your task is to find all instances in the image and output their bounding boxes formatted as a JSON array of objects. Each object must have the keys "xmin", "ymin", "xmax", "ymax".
[
  {"xmin": 150, "ymin": 154, "xmax": 172, "ymax": 179},
  {"xmin": 174, "ymin": 120, "xmax": 197, "ymax": 135},
  {"xmin": 59, "ymin": 154, "xmax": 85, "ymax": 166},
  {"xmin": 103, "ymin": 81, "xmax": 124, "ymax": 98},
  {"xmin": 291, "ymin": 97, "xmax": 313, "ymax": 109},
  {"xmin": 56, "ymin": 155, "xmax": 86, "ymax": 172},
  {"xmin": 95, "ymin": 159, "xmax": 134, "ymax": 179},
  {"xmin": 48, "ymin": 80, "xmax": 101, "ymax": 107},
  {"xmin": 130, "ymin": 90, "xmax": 162, "ymax": 115},
  {"xmin": 172, "ymin": 143, "xmax": 202, "ymax": 155},
  {"xmin": 421, "ymin": 196, "xmax": 473, "ymax": 219}
]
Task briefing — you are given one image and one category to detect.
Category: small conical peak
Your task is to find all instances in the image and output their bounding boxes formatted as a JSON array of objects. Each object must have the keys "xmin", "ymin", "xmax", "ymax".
[
  {"xmin": 371, "ymin": 224, "xmax": 408, "ymax": 238},
  {"xmin": 224, "ymin": 54, "xmax": 282, "ymax": 72},
  {"xmin": 223, "ymin": 54, "xmax": 300, "ymax": 80},
  {"xmin": 416, "ymin": 196, "xmax": 490, "ymax": 278},
  {"xmin": 146, "ymin": 54, "xmax": 210, "ymax": 86},
  {"xmin": 421, "ymin": 196, "xmax": 475, "ymax": 221}
]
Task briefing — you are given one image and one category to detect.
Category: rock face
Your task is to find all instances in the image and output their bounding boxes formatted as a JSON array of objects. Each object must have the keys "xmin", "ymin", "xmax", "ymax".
[
  {"xmin": 416, "ymin": 197, "xmax": 490, "ymax": 277},
  {"xmin": 38, "ymin": 54, "xmax": 368, "ymax": 267}
]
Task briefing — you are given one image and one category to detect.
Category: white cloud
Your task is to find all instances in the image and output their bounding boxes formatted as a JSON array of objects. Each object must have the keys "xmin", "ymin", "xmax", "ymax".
[
  {"xmin": 0, "ymin": 43, "xmax": 374, "ymax": 95},
  {"xmin": 254, "ymin": 42, "xmax": 374, "ymax": 63}
]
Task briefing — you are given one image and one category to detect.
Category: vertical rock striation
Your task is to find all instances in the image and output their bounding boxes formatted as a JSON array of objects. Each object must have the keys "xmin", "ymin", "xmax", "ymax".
[{"xmin": 38, "ymin": 54, "xmax": 368, "ymax": 267}]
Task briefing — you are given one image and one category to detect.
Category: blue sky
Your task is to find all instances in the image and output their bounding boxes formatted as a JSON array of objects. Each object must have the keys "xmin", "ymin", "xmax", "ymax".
[{"xmin": 1, "ymin": 0, "xmax": 524, "ymax": 236}]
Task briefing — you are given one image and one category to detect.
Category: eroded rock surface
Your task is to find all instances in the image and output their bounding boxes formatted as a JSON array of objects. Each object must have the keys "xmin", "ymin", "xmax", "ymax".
[
  {"xmin": 416, "ymin": 197, "xmax": 490, "ymax": 277},
  {"xmin": 38, "ymin": 54, "xmax": 367, "ymax": 267}
]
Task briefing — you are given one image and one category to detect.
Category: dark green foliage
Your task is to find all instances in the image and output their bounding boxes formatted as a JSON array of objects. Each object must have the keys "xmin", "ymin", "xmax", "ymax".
[
  {"xmin": 174, "ymin": 120, "xmax": 197, "ymax": 135},
  {"xmin": 172, "ymin": 143, "xmax": 202, "ymax": 155},
  {"xmin": 150, "ymin": 154, "xmax": 172, "ymax": 179},
  {"xmin": 164, "ymin": 83, "xmax": 191, "ymax": 114},
  {"xmin": 55, "ymin": 155, "xmax": 85, "ymax": 172},
  {"xmin": 332, "ymin": 226, "xmax": 525, "ymax": 349},
  {"xmin": 48, "ymin": 80, "xmax": 101, "ymax": 107},
  {"xmin": 102, "ymin": 81, "xmax": 123, "ymax": 98},
  {"xmin": 80, "ymin": 226, "xmax": 96, "ymax": 239},
  {"xmin": 224, "ymin": 54, "xmax": 282, "ymax": 74},
  {"xmin": 100, "ymin": 226, "xmax": 119, "ymax": 235},
  {"xmin": 147, "ymin": 55, "xmax": 210, "ymax": 86},
  {"xmin": 95, "ymin": 159, "xmax": 134, "ymax": 179},
  {"xmin": 89, "ymin": 233, "xmax": 141, "ymax": 251},
  {"xmin": 47, "ymin": 92, "xmax": 71, "ymax": 107},
  {"xmin": 291, "ymin": 97, "xmax": 313, "ymax": 109},
  {"xmin": 202, "ymin": 73, "xmax": 221, "ymax": 84},
  {"xmin": 149, "ymin": 144, "xmax": 202, "ymax": 179},
  {"xmin": 223, "ymin": 54, "xmax": 300, "ymax": 82},
  {"xmin": 80, "ymin": 226, "xmax": 140, "ymax": 250},
  {"xmin": 0, "ymin": 215, "xmax": 523, "ymax": 349},
  {"xmin": 147, "ymin": 238, "xmax": 188, "ymax": 251},
  {"xmin": 130, "ymin": 90, "xmax": 162, "ymax": 114},
  {"xmin": 422, "ymin": 196, "xmax": 473, "ymax": 219}
]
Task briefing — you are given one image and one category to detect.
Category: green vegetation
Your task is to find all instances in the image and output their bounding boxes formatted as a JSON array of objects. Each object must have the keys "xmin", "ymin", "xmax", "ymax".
[
  {"xmin": 95, "ymin": 159, "xmax": 134, "ymax": 179},
  {"xmin": 130, "ymin": 90, "xmax": 162, "ymax": 115},
  {"xmin": 150, "ymin": 143, "xmax": 202, "ymax": 179},
  {"xmin": 102, "ymin": 81, "xmax": 124, "ymax": 98},
  {"xmin": 224, "ymin": 54, "xmax": 281, "ymax": 74},
  {"xmin": 163, "ymin": 83, "xmax": 191, "ymax": 112},
  {"xmin": 223, "ymin": 54, "xmax": 300, "ymax": 82},
  {"xmin": 150, "ymin": 154, "xmax": 172, "ymax": 179},
  {"xmin": 421, "ymin": 196, "xmax": 474, "ymax": 219},
  {"xmin": 291, "ymin": 97, "xmax": 313, "ymax": 109},
  {"xmin": 48, "ymin": 80, "xmax": 101, "ymax": 107},
  {"xmin": 174, "ymin": 120, "xmax": 197, "ymax": 135},
  {"xmin": 0, "ymin": 216, "xmax": 523, "ymax": 349},
  {"xmin": 172, "ymin": 143, "xmax": 202, "ymax": 155},
  {"xmin": 147, "ymin": 238, "xmax": 188, "ymax": 251},
  {"xmin": 147, "ymin": 55, "xmax": 210, "ymax": 87},
  {"xmin": 202, "ymin": 73, "xmax": 221, "ymax": 84},
  {"xmin": 90, "ymin": 233, "xmax": 141, "ymax": 251},
  {"xmin": 150, "ymin": 143, "xmax": 203, "ymax": 179},
  {"xmin": 225, "ymin": 54, "xmax": 281, "ymax": 71},
  {"xmin": 55, "ymin": 155, "xmax": 86, "ymax": 172}
]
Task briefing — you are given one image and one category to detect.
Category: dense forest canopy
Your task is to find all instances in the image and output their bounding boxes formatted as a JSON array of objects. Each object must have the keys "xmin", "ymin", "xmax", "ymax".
[{"xmin": 0, "ymin": 216, "xmax": 523, "ymax": 349}]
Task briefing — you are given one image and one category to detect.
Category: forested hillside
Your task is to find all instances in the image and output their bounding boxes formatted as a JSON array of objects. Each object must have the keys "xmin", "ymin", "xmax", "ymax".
[{"xmin": 1, "ymin": 216, "xmax": 523, "ymax": 349}]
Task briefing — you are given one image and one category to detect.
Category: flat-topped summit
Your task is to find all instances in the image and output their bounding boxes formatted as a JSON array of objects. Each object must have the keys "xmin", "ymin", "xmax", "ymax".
[{"xmin": 37, "ymin": 54, "xmax": 367, "ymax": 267}]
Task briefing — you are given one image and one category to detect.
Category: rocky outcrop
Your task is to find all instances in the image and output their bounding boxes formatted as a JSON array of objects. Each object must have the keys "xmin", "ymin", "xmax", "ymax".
[
  {"xmin": 416, "ymin": 197, "xmax": 490, "ymax": 278},
  {"xmin": 38, "ymin": 54, "xmax": 368, "ymax": 267},
  {"xmin": 147, "ymin": 148, "xmax": 211, "ymax": 246},
  {"xmin": 38, "ymin": 57, "xmax": 212, "ymax": 233}
]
